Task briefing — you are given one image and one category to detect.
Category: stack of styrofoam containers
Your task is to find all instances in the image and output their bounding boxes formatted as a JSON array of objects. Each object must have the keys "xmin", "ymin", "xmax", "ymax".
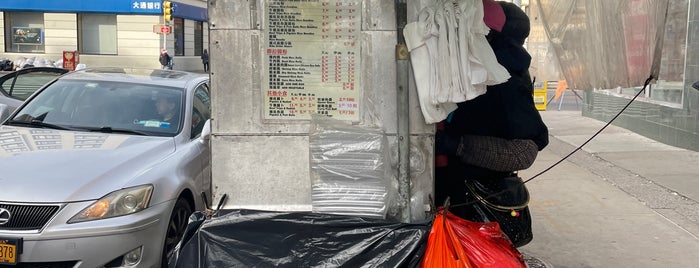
[{"xmin": 309, "ymin": 115, "xmax": 392, "ymax": 219}]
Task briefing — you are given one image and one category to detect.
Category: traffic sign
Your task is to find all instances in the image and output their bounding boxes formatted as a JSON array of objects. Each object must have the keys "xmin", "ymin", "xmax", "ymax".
[{"xmin": 153, "ymin": 24, "xmax": 172, "ymax": 35}]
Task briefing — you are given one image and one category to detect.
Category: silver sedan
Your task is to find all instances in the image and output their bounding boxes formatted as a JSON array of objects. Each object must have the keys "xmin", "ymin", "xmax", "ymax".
[
  {"xmin": 0, "ymin": 68, "xmax": 211, "ymax": 267},
  {"xmin": 0, "ymin": 67, "xmax": 68, "ymax": 118}
]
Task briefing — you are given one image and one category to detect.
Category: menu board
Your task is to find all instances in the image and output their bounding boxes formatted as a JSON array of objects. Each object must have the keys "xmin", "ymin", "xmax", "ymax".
[{"xmin": 264, "ymin": 0, "xmax": 361, "ymax": 121}]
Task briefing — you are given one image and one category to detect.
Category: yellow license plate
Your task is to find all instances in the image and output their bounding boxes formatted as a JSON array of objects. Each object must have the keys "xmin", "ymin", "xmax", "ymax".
[{"xmin": 0, "ymin": 241, "xmax": 17, "ymax": 265}]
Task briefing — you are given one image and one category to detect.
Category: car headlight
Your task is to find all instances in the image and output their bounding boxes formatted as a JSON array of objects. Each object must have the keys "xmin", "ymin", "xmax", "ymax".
[{"xmin": 69, "ymin": 185, "xmax": 153, "ymax": 223}]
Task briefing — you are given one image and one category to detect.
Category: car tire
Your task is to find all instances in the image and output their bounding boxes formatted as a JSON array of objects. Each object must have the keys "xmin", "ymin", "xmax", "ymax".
[{"xmin": 162, "ymin": 197, "xmax": 192, "ymax": 267}]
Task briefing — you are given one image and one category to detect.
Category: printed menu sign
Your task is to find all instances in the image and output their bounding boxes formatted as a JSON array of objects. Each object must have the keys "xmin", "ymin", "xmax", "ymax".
[{"xmin": 264, "ymin": 0, "xmax": 361, "ymax": 120}]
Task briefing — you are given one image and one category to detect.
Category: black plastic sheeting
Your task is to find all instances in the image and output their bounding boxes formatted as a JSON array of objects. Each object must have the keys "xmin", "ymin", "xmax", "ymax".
[{"xmin": 169, "ymin": 209, "xmax": 430, "ymax": 268}]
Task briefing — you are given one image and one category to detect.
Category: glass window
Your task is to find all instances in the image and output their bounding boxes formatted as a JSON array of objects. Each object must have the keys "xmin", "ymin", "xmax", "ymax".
[
  {"xmin": 174, "ymin": 18, "xmax": 185, "ymax": 56},
  {"xmin": 10, "ymin": 80, "xmax": 185, "ymax": 137},
  {"xmin": 0, "ymin": 69, "xmax": 66, "ymax": 100},
  {"xmin": 4, "ymin": 12, "xmax": 45, "ymax": 53},
  {"xmin": 190, "ymin": 83, "xmax": 210, "ymax": 139},
  {"xmin": 648, "ymin": 0, "xmax": 688, "ymax": 104},
  {"xmin": 194, "ymin": 21, "xmax": 203, "ymax": 56},
  {"xmin": 78, "ymin": 14, "xmax": 118, "ymax": 55}
]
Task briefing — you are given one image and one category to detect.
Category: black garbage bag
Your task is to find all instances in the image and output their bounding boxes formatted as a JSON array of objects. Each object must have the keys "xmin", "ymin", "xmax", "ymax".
[
  {"xmin": 0, "ymin": 59, "xmax": 13, "ymax": 71},
  {"xmin": 169, "ymin": 209, "xmax": 429, "ymax": 268}
]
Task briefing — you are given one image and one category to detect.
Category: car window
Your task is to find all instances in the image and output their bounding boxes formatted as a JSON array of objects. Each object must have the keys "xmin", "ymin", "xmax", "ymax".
[
  {"xmin": 190, "ymin": 83, "xmax": 211, "ymax": 139},
  {"xmin": 9, "ymin": 79, "xmax": 185, "ymax": 137},
  {"xmin": 0, "ymin": 70, "xmax": 65, "ymax": 100}
]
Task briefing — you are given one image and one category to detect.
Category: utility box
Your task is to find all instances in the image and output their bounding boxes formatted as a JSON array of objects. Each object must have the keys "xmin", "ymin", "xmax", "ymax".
[{"xmin": 207, "ymin": 0, "xmax": 434, "ymax": 222}]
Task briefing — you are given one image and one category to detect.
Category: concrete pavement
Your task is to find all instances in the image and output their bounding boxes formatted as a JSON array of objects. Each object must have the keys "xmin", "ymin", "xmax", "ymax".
[{"xmin": 518, "ymin": 110, "xmax": 699, "ymax": 268}]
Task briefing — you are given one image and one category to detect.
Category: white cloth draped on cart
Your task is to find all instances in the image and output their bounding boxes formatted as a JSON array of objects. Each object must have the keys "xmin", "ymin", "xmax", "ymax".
[
  {"xmin": 404, "ymin": 0, "xmax": 510, "ymax": 124},
  {"xmin": 404, "ymin": 9, "xmax": 458, "ymax": 124}
]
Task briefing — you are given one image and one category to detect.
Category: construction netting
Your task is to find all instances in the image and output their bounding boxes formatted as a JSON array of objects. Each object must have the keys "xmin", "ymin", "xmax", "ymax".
[{"xmin": 534, "ymin": 0, "xmax": 670, "ymax": 90}]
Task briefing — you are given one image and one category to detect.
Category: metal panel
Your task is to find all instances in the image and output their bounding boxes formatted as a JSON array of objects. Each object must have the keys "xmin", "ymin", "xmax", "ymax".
[
  {"xmin": 208, "ymin": 0, "xmax": 256, "ymax": 30},
  {"xmin": 209, "ymin": 29, "xmax": 309, "ymax": 134},
  {"xmin": 386, "ymin": 134, "xmax": 434, "ymax": 221},
  {"xmin": 360, "ymin": 31, "xmax": 433, "ymax": 134},
  {"xmin": 212, "ymin": 135, "xmax": 312, "ymax": 210},
  {"xmin": 211, "ymin": 134, "xmax": 433, "ymax": 218},
  {"xmin": 363, "ymin": 0, "xmax": 396, "ymax": 31},
  {"xmin": 209, "ymin": 0, "xmax": 435, "ymax": 220}
]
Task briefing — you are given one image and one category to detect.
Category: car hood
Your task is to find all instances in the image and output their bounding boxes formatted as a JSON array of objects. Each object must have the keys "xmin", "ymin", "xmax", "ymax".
[{"xmin": 0, "ymin": 126, "xmax": 175, "ymax": 203}]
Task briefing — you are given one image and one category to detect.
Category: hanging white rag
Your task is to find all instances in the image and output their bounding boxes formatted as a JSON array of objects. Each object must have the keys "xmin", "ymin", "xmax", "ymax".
[
  {"xmin": 404, "ymin": 0, "xmax": 511, "ymax": 124},
  {"xmin": 463, "ymin": 0, "xmax": 510, "ymax": 89},
  {"xmin": 404, "ymin": 8, "xmax": 458, "ymax": 124}
]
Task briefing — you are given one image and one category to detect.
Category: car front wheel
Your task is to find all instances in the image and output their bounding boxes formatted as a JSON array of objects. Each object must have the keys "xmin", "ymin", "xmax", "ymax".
[{"xmin": 162, "ymin": 197, "xmax": 192, "ymax": 267}]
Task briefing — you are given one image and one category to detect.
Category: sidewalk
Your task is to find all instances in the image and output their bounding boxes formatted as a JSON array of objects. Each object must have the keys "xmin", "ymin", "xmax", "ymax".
[{"xmin": 518, "ymin": 110, "xmax": 699, "ymax": 268}]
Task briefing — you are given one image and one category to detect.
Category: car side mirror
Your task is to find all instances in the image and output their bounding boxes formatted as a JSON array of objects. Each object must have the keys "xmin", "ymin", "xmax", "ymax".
[
  {"xmin": 199, "ymin": 119, "xmax": 211, "ymax": 144},
  {"xmin": 692, "ymin": 81, "xmax": 699, "ymax": 91},
  {"xmin": 0, "ymin": 104, "xmax": 10, "ymax": 123}
]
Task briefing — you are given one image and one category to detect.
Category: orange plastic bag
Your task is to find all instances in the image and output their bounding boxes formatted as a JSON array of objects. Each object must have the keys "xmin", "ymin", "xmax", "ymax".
[
  {"xmin": 420, "ymin": 212, "xmax": 474, "ymax": 268},
  {"xmin": 445, "ymin": 210, "xmax": 526, "ymax": 268}
]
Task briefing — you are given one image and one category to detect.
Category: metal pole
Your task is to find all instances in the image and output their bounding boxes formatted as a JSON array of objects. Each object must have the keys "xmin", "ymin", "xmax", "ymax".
[
  {"xmin": 163, "ymin": 28, "xmax": 167, "ymax": 52},
  {"xmin": 395, "ymin": 0, "xmax": 411, "ymax": 223}
]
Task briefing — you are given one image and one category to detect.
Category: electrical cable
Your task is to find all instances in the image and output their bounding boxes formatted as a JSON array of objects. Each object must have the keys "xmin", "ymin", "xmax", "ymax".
[{"xmin": 448, "ymin": 75, "xmax": 655, "ymax": 210}]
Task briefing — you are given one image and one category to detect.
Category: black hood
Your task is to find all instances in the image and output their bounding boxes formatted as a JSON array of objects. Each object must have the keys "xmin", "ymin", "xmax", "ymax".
[
  {"xmin": 487, "ymin": 1, "xmax": 531, "ymax": 73},
  {"xmin": 495, "ymin": 1, "xmax": 530, "ymax": 45}
]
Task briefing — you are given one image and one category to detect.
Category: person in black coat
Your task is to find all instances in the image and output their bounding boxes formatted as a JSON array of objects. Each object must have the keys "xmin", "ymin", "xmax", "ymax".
[
  {"xmin": 438, "ymin": 1, "xmax": 548, "ymax": 170},
  {"xmin": 435, "ymin": 2, "xmax": 548, "ymax": 245},
  {"xmin": 201, "ymin": 49, "xmax": 209, "ymax": 73},
  {"xmin": 159, "ymin": 49, "xmax": 172, "ymax": 70}
]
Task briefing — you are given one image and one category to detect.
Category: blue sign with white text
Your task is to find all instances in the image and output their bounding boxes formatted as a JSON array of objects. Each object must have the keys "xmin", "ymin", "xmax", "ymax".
[{"xmin": 0, "ymin": 0, "xmax": 206, "ymax": 20}]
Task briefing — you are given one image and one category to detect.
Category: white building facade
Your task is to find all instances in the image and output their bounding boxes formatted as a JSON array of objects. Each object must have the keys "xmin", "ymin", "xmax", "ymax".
[{"xmin": 0, "ymin": 0, "xmax": 208, "ymax": 72}]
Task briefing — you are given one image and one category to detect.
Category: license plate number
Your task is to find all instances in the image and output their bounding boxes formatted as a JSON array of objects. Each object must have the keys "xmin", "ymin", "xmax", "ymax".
[{"xmin": 0, "ymin": 239, "xmax": 19, "ymax": 265}]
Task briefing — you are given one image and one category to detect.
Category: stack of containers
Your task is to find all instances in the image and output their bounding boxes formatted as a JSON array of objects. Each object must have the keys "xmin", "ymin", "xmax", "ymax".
[{"xmin": 309, "ymin": 115, "xmax": 393, "ymax": 219}]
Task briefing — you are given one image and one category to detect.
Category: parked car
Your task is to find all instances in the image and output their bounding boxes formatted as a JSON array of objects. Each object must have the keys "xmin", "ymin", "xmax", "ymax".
[
  {"xmin": 0, "ymin": 68, "xmax": 211, "ymax": 267},
  {"xmin": 0, "ymin": 67, "xmax": 68, "ymax": 121}
]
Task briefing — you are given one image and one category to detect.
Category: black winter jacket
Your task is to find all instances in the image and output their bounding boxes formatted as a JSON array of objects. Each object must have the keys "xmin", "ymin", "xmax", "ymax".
[{"xmin": 445, "ymin": 1, "xmax": 548, "ymax": 150}]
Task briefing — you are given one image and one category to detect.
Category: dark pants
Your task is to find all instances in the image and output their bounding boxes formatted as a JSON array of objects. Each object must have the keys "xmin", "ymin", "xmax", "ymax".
[{"xmin": 203, "ymin": 63, "xmax": 209, "ymax": 72}]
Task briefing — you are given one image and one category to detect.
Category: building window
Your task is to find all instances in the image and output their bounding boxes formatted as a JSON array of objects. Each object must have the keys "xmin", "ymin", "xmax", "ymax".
[
  {"xmin": 78, "ymin": 14, "xmax": 117, "ymax": 55},
  {"xmin": 194, "ymin": 21, "xmax": 203, "ymax": 56},
  {"xmin": 4, "ymin": 12, "xmax": 45, "ymax": 53},
  {"xmin": 174, "ymin": 18, "xmax": 184, "ymax": 56},
  {"xmin": 648, "ymin": 0, "xmax": 688, "ymax": 104}
]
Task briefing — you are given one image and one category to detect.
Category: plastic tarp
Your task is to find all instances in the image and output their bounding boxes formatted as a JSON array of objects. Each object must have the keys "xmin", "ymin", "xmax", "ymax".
[
  {"xmin": 168, "ymin": 209, "xmax": 429, "ymax": 268},
  {"xmin": 535, "ymin": 0, "xmax": 669, "ymax": 89}
]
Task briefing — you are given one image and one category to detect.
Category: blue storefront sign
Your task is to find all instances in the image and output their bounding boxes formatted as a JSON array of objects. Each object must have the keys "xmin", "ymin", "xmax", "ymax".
[{"xmin": 0, "ymin": 0, "xmax": 206, "ymax": 21}]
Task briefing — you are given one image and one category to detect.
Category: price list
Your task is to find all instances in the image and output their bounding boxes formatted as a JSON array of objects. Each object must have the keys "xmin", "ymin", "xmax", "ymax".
[{"xmin": 264, "ymin": 0, "xmax": 361, "ymax": 120}]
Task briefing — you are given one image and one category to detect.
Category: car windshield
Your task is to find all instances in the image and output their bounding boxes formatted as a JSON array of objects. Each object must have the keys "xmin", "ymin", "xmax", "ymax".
[{"xmin": 8, "ymin": 79, "xmax": 185, "ymax": 137}]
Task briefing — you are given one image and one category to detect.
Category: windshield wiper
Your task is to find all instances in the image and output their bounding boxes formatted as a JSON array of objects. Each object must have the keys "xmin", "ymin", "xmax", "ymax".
[
  {"xmin": 87, "ymin": 126, "xmax": 149, "ymax": 136},
  {"xmin": 5, "ymin": 119, "xmax": 72, "ymax": 130}
]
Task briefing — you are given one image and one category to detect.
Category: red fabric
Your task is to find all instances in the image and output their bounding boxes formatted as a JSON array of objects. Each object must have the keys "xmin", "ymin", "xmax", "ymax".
[
  {"xmin": 436, "ymin": 121, "xmax": 446, "ymax": 131},
  {"xmin": 435, "ymin": 154, "xmax": 449, "ymax": 167},
  {"xmin": 482, "ymin": 0, "xmax": 506, "ymax": 32}
]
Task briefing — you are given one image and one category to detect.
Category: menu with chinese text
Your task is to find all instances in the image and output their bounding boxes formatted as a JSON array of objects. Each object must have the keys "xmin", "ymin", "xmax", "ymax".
[{"xmin": 264, "ymin": 0, "xmax": 361, "ymax": 121}]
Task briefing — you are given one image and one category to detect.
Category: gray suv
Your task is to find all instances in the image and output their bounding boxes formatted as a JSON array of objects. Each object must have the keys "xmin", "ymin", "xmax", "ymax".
[{"xmin": 0, "ymin": 68, "xmax": 211, "ymax": 267}]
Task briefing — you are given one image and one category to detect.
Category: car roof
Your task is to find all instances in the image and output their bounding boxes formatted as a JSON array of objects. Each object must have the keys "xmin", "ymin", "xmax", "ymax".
[{"xmin": 59, "ymin": 67, "xmax": 208, "ymax": 88}]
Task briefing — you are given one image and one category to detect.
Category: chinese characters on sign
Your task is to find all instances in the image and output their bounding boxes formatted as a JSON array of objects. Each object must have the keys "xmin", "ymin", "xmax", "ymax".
[
  {"xmin": 131, "ymin": 1, "xmax": 162, "ymax": 10},
  {"xmin": 264, "ymin": 0, "xmax": 361, "ymax": 120}
]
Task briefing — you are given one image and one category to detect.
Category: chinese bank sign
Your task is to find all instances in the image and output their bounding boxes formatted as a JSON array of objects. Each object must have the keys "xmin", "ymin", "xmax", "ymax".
[
  {"xmin": 130, "ymin": 0, "xmax": 163, "ymax": 13},
  {"xmin": 0, "ymin": 0, "xmax": 162, "ymax": 14}
]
